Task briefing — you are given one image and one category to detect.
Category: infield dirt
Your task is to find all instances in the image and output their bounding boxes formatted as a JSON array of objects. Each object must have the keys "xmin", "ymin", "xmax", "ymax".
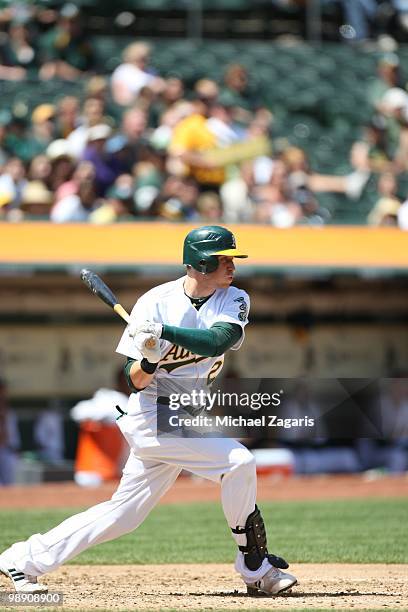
[{"xmin": 1, "ymin": 563, "xmax": 407, "ymax": 610}]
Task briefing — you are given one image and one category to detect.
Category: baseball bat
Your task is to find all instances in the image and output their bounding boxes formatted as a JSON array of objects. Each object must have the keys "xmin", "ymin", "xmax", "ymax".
[{"xmin": 80, "ymin": 269, "xmax": 157, "ymax": 348}]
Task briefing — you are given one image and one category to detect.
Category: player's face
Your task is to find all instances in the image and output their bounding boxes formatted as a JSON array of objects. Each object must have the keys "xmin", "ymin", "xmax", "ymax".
[{"xmin": 212, "ymin": 256, "xmax": 235, "ymax": 287}]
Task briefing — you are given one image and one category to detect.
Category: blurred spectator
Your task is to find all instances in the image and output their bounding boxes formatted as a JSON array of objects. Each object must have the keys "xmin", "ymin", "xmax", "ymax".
[
  {"xmin": 54, "ymin": 160, "xmax": 95, "ymax": 203},
  {"xmin": 0, "ymin": 193, "xmax": 13, "ymax": 219},
  {"xmin": 55, "ymin": 96, "xmax": 80, "ymax": 139},
  {"xmin": 221, "ymin": 161, "xmax": 256, "ymax": 223},
  {"xmin": 0, "ymin": 110, "xmax": 12, "ymax": 166},
  {"xmin": 33, "ymin": 407, "xmax": 65, "ymax": 463},
  {"xmin": 194, "ymin": 78, "xmax": 219, "ymax": 102},
  {"xmin": 397, "ymin": 195, "xmax": 408, "ymax": 229},
  {"xmin": 150, "ymin": 176, "xmax": 199, "ymax": 220},
  {"xmin": 358, "ymin": 116, "xmax": 392, "ymax": 172},
  {"xmin": 207, "ymin": 94, "xmax": 242, "ymax": 145},
  {"xmin": 149, "ymin": 77, "xmax": 185, "ymax": 128},
  {"xmin": 18, "ymin": 180, "xmax": 53, "ymax": 220},
  {"xmin": 28, "ymin": 154, "xmax": 52, "ymax": 187},
  {"xmin": 50, "ymin": 178, "xmax": 98, "ymax": 222},
  {"xmin": 391, "ymin": 0, "xmax": 408, "ymax": 32},
  {"xmin": 133, "ymin": 157, "xmax": 164, "ymax": 214},
  {"xmin": 4, "ymin": 104, "xmax": 56, "ymax": 162},
  {"xmin": 0, "ymin": 157, "xmax": 27, "ymax": 208},
  {"xmin": 46, "ymin": 139, "xmax": 75, "ymax": 192},
  {"xmin": 39, "ymin": 3, "xmax": 95, "ymax": 80},
  {"xmin": 151, "ymin": 101, "xmax": 193, "ymax": 151},
  {"xmin": 367, "ymin": 171, "xmax": 401, "ymax": 226},
  {"xmin": 0, "ymin": 379, "xmax": 20, "ymax": 486},
  {"xmin": 0, "ymin": 16, "xmax": 38, "ymax": 80},
  {"xmin": 221, "ymin": 64, "xmax": 261, "ymax": 122},
  {"xmin": 168, "ymin": 90, "xmax": 241, "ymax": 192},
  {"xmin": 252, "ymin": 159, "xmax": 301, "ymax": 227},
  {"xmin": 196, "ymin": 191, "xmax": 223, "ymax": 222},
  {"xmin": 377, "ymin": 169, "xmax": 401, "ymax": 200},
  {"xmin": 367, "ymin": 53, "xmax": 402, "ymax": 113},
  {"xmin": 358, "ymin": 379, "xmax": 408, "ymax": 473},
  {"xmin": 121, "ymin": 107, "xmax": 147, "ymax": 147},
  {"xmin": 29, "ymin": 103, "xmax": 56, "ymax": 156},
  {"xmin": 378, "ymin": 87, "xmax": 408, "ymax": 161},
  {"xmin": 90, "ymin": 176, "xmax": 136, "ymax": 224},
  {"xmin": 85, "ymin": 75, "xmax": 121, "ymax": 125},
  {"xmin": 82, "ymin": 123, "xmax": 122, "ymax": 196},
  {"xmin": 67, "ymin": 97, "xmax": 108, "ymax": 159},
  {"xmin": 393, "ymin": 107, "xmax": 408, "ymax": 172},
  {"xmin": 368, "ymin": 195, "xmax": 400, "ymax": 225},
  {"xmin": 86, "ymin": 75, "xmax": 109, "ymax": 99},
  {"xmin": 4, "ymin": 115, "xmax": 31, "ymax": 162},
  {"xmin": 111, "ymin": 42, "xmax": 164, "ymax": 106},
  {"xmin": 110, "ymin": 107, "xmax": 149, "ymax": 174}
]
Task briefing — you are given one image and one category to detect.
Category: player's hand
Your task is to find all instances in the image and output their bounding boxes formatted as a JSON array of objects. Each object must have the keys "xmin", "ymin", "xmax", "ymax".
[
  {"xmin": 133, "ymin": 332, "xmax": 161, "ymax": 363},
  {"xmin": 128, "ymin": 320, "xmax": 163, "ymax": 339}
]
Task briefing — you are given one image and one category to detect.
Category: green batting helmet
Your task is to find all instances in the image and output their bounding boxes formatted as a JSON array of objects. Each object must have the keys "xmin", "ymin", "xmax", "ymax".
[{"xmin": 183, "ymin": 225, "xmax": 248, "ymax": 274}]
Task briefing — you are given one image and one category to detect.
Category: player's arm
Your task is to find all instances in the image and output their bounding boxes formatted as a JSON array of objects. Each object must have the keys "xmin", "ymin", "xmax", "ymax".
[
  {"xmin": 124, "ymin": 324, "xmax": 241, "ymax": 391},
  {"xmin": 162, "ymin": 322, "xmax": 242, "ymax": 356},
  {"xmin": 124, "ymin": 357, "xmax": 157, "ymax": 392}
]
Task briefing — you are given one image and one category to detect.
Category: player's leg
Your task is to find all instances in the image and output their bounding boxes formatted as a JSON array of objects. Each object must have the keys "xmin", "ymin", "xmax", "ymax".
[
  {"xmin": 140, "ymin": 435, "xmax": 297, "ymax": 595},
  {"xmin": 0, "ymin": 452, "xmax": 180, "ymax": 592}
]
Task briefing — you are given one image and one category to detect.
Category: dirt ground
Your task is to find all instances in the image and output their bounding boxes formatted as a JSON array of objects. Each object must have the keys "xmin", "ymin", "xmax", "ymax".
[
  {"xmin": 1, "ymin": 563, "xmax": 407, "ymax": 610},
  {"xmin": 1, "ymin": 475, "xmax": 407, "ymax": 610},
  {"xmin": 1, "ymin": 473, "xmax": 407, "ymax": 509}
]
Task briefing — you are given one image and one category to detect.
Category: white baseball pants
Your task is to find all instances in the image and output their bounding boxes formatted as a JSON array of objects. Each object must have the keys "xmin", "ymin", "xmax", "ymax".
[{"xmin": 4, "ymin": 413, "xmax": 261, "ymax": 580}]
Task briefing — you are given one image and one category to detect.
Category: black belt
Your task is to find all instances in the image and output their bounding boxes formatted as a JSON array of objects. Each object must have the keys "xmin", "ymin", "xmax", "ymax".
[{"xmin": 157, "ymin": 396, "xmax": 170, "ymax": 405}]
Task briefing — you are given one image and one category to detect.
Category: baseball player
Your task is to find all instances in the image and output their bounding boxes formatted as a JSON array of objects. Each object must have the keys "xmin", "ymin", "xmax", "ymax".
[{"xmin": 0, "ymin": 226, "xmax": 297, "ymax": 596}]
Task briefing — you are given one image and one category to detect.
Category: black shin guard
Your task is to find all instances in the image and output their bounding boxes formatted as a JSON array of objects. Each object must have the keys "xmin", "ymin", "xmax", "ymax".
[{"xmin": 231, "ymin": 505, "xmax": 289, "ymax": 571}]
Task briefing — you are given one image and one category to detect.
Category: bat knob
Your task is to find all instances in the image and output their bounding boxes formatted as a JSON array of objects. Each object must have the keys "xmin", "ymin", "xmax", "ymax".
[
  {"xmin": 80, "ymin": 268, "xmax": 91, "ymax": 281},
  {"xmin": 145, "ymin": 336, "xmax": 158, "ymax": 349}
]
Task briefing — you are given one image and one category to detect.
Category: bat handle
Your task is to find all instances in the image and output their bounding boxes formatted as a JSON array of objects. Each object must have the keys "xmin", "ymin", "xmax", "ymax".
[{"xmin": 113, "ymin": 303, "xmax": 131, "ymax": 324}]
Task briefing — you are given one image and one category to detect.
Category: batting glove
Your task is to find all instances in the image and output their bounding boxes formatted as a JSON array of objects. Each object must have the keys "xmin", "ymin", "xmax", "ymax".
[
  {"xmin": 133, "ymin": 332, "xmax": 161, "ymax": 363},
  {"xmin": 128, "ymin": 320, "xmax": 163, "ymax": 339}
]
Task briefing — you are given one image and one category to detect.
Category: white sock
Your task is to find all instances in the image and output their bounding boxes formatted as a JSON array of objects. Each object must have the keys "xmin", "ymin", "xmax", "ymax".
[{"xmin": 234, "ymin": 552, "xmax": 274, "ymax": 583}]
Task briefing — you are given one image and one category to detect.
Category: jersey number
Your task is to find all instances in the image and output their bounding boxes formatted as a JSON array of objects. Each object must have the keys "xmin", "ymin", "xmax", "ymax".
[{"xmin": 207, "ymin": 360, "xmax": 223, "ymax": 385}]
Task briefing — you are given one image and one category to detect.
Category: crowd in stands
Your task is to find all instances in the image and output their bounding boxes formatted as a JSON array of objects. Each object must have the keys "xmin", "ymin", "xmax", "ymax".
[{"xmin": 0, "ymin": 3, "xmax": 407, "ymax": 226}]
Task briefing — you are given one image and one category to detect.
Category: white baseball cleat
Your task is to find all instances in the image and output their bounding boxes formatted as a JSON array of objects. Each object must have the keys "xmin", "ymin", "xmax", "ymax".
[
  {"xmin": 0, "ymin": 555, "xmax": 48, "ymax": 594},
  {"xmin": 246, "ymin": 566, "xmax": 297, "ymax": 596}
]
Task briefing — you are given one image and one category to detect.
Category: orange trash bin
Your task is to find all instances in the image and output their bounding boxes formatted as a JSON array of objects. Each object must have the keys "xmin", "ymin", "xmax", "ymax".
[{"xmin": 74, "ymin": 420, "xmax": 125, "ymax": 484}]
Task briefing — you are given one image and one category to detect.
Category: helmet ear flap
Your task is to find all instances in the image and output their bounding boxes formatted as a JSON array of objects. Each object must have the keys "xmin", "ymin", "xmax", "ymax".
[{"xmin": 198, "ymin": 259, "xmax": 207, "ymax": 274}]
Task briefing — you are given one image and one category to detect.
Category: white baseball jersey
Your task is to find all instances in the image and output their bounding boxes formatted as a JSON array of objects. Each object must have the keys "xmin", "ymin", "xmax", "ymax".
[{"xmin": 116, "ymin": 275, "xmax": 250, "ymax": 417}]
